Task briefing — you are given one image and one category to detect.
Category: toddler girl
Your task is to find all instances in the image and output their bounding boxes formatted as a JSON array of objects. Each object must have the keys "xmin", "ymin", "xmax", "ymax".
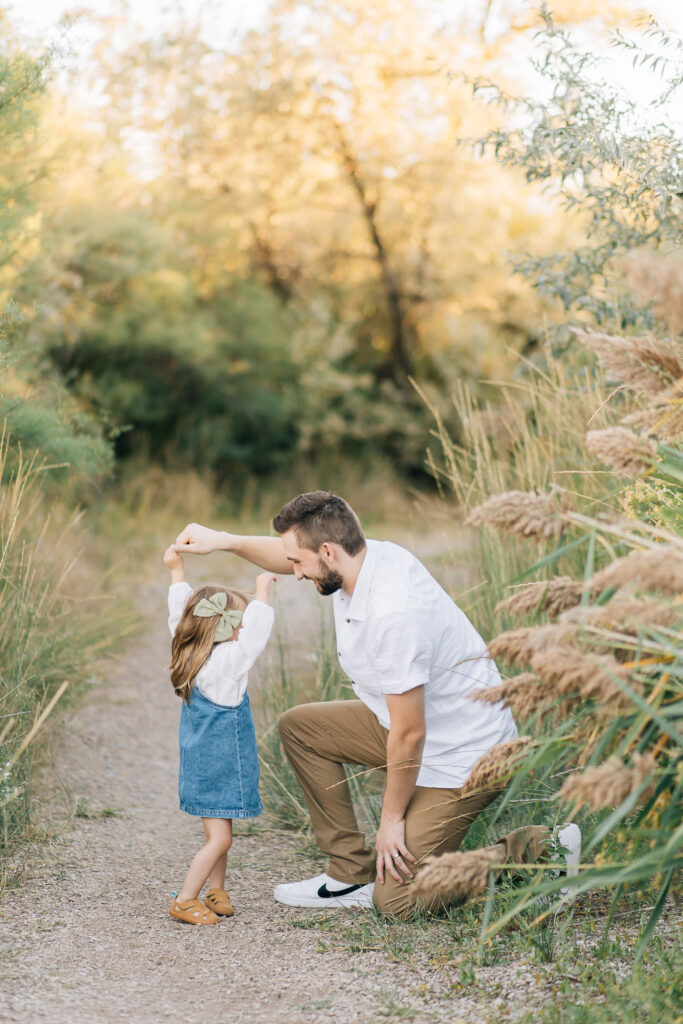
[{"xmin": 163, "ymin": 544, "xmax": 276, "ymax": 925}]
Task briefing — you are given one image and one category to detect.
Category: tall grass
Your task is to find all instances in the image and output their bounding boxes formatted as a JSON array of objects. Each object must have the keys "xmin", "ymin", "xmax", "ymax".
[
  {"xmin": 0, "ymin": 428, "xmax": 130, "ymax": 864},
  {"xmin": 253, "ymin": 609, "xmax": 383, "ymax": 836},
  {"xmin": 419, "ymin": 357, "xmax": 621, "ymax": 640},
  {"xmin": 422, "ymin": 253, "xmax": 682, "ymax": 956}
]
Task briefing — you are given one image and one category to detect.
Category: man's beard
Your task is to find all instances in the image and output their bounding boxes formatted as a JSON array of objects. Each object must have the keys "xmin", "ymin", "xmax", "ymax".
[{"xmin": 308, "ymin": 558, "xmax": 343, "ymax": 596}]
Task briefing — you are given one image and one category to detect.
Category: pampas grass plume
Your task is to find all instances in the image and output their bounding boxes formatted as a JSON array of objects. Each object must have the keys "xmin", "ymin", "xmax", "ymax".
[
  {"xmin": 530, "ymin": 646, "xmax": 631, "ymax": 703},
  {"xmin": 495, "ymin": 577, "xmax": 583, "ymax": 618},
  {"xmin": 488, "ymin": 623, "xmax": 578, "ymax": 666},
  {"xmin": 559, "ymin": 753, "xmax": 657, "ymax": 811},
  {"xmin": 624, "ymin": 250, "xmax": 683, "ymax": 336},
  {"xmin": 573, "ymin": 328, "xmax": 683, "ymax": 395},
  {"xmin": 591, "ymin": 547, "xmax": 683, "ymax": 597},
  {"xmin": 471, "ymin": 673, "xmax": 549, "ymax": 720},
  {"xmin": 412, "ymin": 846, "xmax": 505, "ymax": 903},
  {"xmin": 467, "ymin": 490, "xmax": 566, "ymax": 540},
  {"xmin": 462, "ymin": 736, "xmax": 533, "ymax": 796},
  {"xmin": 586, "ymin": 427, "xmax": 657, "ymax": 477}
]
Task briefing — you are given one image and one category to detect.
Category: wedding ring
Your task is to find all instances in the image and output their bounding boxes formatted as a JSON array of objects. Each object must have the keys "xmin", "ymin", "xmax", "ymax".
[{"xmin": 391, "ymin": 850, "xmax": 399, "ymax": 858}]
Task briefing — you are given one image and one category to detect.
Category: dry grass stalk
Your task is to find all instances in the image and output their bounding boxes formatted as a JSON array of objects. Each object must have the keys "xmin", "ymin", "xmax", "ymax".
[
  {"xmin": 590, "ymin": 547, "xmax": 683, "ymax": 597},
  {"xmin": 573, "ymin": 328, "xmax": 683, "ymax": 396},
  {"xmin": 488, "ymin": 623, "xmax": 578, "ymax": 666},
  {"xmin": 412, "ymin": 846, "xmax": 505, "ymax": 903},
  {"xmin": 466, "ymin": 490, "xmax": 567, "ymax": 540},
  {"xmin": 471, "ymin": 673, "xmax": 551, "ymax": 720},
  {"xmin": 586, "ymin": 427, "xmax": 657, "ymax": 477},
  {"xmin": 558, "ymin": 753, "xmax": 657, "ymax": 811},
  {"xmin": 462, "ymin": 736, "xmax": 533, "ymax": 796},
  {"xmin": 530, "ymin": 646, "xmax": 633, "ymax": 704},
  {"xmin": 470, "ymin": 407, "xmax": 519, "ymax": 456},
  {"xmin": 495, "ymin": 576, "xmax": 583, "ymax": 618}
]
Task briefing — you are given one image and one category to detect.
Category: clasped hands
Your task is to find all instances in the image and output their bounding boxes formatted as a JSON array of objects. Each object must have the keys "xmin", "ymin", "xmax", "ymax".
[{"xmin": 173, "ymin": 522, "xmax": 228, "ymax": 555}]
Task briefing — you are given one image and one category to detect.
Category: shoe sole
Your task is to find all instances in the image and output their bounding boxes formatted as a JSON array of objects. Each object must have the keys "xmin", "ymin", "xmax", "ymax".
[
  {"xmin": 169, "ymin": 909, "xmax": 220, "ymax": 925},
  {"xmin": 273, "ymin": 891, "xmax": 374, "ymax": 910}
]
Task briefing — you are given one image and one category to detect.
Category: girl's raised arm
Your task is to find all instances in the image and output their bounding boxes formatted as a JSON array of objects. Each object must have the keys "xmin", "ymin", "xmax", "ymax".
[{"xmin": 174, "ymin": 524, "xmax": 293, "ymax": 575}]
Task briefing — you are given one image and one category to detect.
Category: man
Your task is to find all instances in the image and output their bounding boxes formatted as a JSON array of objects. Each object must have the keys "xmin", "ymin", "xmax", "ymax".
[{"xmin": 175, "ymin": 491, "xmax": 579, "ymax": 918}]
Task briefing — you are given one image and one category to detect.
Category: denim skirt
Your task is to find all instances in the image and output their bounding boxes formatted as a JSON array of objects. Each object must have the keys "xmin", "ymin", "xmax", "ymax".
[{"xmin": 178, "ymin": 686, "xmax": 263, "ymax": 819}]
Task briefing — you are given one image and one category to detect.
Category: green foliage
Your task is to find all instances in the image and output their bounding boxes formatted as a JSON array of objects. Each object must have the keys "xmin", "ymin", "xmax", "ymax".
[
  {"xmin": 518, "ymin": 935, "xmax": 683, "ymax": 1024},
  {"xmin": 472, "ymin": 9, "xmax": 683, "ymax": 329},
  {"xmin": 44, "ymin": 267, "xmax": 301, "ymax": 481},
  {"xmin": 14, "ymin": 0, "xmax": 578, "ymax": 485},
  {"xmin": 0, "ymin": 396, "xmax": 113, "ymax": 480},
  {"xmin": 26, "ymin": 199, "xmax": 436, "ymax": 483},
  {"xmin": 0, "ymin": 15, "xmax": 51, "ymax": 267},
  {"xmin": 0, "ymin": 20, "xmax": 112, "ymax": 481}
]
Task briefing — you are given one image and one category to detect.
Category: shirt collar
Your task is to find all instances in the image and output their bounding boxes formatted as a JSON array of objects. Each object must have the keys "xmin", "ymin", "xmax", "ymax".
[{"xmin": 345, "ymin": 541, "xmax": 377, "ymax": 621}]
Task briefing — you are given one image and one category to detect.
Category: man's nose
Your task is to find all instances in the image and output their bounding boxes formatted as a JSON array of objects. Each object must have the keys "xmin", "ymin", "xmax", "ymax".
[{"xmin": 294, "ymin": 568, "xmax": 305, "ymax": 581}]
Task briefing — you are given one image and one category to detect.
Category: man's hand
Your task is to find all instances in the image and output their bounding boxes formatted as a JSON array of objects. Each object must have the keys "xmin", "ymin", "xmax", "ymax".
[
  {"xmin": 375, "ymin": 687, "xmax": 425, "ymax": 885},
  {"xmin": 375, "ymin": 816, "xmax": 417, "ymax": 885},
  {"xmin": 174, "ymin": 524, "xmax": 293, "ymax": 573},
  {"xmin": 174, "ymin": 523, "xmax": 231, "ymax": 555}
]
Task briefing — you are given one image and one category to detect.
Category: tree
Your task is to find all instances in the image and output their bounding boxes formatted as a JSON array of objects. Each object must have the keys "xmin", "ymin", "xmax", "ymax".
[
  {"xmin": 0, "ymin": 13, "xmax": 112, "ymax": 480},
  {"xmin": 472, "ymin": 8, "xmax": 683, "ymax": 331}
]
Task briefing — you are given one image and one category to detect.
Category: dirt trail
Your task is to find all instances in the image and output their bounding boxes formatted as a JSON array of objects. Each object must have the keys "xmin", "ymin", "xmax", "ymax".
[{"xmin": 0, "ymin": 541, "xmax": 526, "ymax": 1024}]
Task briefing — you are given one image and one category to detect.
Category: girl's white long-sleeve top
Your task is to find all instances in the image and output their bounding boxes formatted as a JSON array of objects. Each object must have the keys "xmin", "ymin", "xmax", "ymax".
[{"xmin": 168, "ymin": 582, "xmax": 274, "ymax": 706}]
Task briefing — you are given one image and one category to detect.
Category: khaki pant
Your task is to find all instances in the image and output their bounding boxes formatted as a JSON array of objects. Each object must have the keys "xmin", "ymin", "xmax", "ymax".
[{"xmin": 278, "ymin": 700, "xmax": 549, "ymax": 919}]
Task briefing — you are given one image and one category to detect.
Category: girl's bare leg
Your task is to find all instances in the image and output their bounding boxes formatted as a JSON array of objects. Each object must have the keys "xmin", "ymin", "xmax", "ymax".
[
  {"xmin": 177, "ymin": 818, "xmax": 232, "ymax": 902},
  {"xmin": 208, "ymin": 850, "xmax": 228, "ymax": 891},
  {"xmin": 205, "ymin": 817, "xmax": 231, "ymax": 889}
]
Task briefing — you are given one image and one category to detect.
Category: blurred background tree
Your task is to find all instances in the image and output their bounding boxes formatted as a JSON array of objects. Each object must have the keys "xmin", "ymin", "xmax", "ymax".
[
  {"xmin": 0, "ymin": 12, "xmax": 112, "ymax": 479},
  {"xmin": 11, "ymin": 0, "xmax": 582, "ymax": 487},
  {"xmin": 3, "ymin": 0, "xmax": 677, "ymax": 492}
]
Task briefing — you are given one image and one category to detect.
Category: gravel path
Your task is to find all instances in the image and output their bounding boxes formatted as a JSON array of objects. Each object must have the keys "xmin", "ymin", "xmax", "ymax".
[{"xmin": 0, "ymin": 549, "xmax": 559, "ymax": 1024}]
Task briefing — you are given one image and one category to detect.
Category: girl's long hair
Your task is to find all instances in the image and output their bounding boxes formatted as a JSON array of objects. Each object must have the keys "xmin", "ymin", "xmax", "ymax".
[{"xmin": 169, "ymin": 585, "xmax": 249, "ymax": 702}]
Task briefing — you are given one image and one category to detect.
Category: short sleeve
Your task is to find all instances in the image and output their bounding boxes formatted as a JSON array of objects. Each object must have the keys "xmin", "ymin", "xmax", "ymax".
[
  {"xmin": 367, "ymin": 611, "xmax": 432, "ymax": 694},
  {"xmin": 168, "ymin": 581, "xmax": 193, "ymax": 637}
]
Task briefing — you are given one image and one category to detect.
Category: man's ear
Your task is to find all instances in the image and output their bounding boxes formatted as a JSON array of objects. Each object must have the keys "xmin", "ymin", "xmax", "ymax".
[{"xmin": 320, "ymin": 542, "xmax": 334, "ymax": 562}]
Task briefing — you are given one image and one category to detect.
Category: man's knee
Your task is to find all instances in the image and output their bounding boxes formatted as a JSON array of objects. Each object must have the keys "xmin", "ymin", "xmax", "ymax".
[
  {"xmin": 277, "ymin": 705, "xmax": 301, "ymax": 748},
  {"xmin": 278, "ymin": 702, "xmax": 315, "ymax": 748},
  {"xmin": 372, "ymin": 880, "xmax": 420, "ymax": 921}
]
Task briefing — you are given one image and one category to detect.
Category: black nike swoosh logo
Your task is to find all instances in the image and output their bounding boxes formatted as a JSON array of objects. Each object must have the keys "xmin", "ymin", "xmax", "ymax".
[{"xmin": 317, "ymin": 883, "xmax": 364, "ymax": 899}]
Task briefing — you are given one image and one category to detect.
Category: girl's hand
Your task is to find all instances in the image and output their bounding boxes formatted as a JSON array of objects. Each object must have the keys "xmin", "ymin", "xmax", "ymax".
[
  {"xmin": 164, "ymin": 545, "xmax": 184, "ymax": 572},
  {"xmin": 255, "ymin": 572, "xmax": 277, "ymax": 603}
]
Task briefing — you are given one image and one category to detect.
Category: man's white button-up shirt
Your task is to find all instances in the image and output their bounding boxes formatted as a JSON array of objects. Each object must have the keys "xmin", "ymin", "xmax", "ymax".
[{"xmin": 333, "ymin": 539, "xmax": 517, "ymax": 789}]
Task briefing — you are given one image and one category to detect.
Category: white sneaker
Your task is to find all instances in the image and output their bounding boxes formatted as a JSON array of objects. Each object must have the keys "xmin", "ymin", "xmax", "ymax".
[
  {"xmin": 273, "ymin": 872, "xmax": 375, "ymax": 909},
  {"xmin": 554, "ymin": 822, "xmax": 581, "ymax": 900}
]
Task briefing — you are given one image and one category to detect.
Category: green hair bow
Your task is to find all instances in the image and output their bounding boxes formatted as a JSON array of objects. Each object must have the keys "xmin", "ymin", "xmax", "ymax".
[{"xmin": 193, "ymin": 592, "xmax": 244, "ymax": 641}]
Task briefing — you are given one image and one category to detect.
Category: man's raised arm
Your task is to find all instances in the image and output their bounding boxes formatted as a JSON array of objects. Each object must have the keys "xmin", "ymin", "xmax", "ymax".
[{"xmin": 174, "ymin": 523, "xmax": 294, "ymax": 574}]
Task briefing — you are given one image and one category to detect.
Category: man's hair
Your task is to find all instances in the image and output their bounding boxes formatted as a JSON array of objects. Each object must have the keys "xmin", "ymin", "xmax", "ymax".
[{"xmin": 272, "ymin": 491, "xmax": 365, "ymax": 555}]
